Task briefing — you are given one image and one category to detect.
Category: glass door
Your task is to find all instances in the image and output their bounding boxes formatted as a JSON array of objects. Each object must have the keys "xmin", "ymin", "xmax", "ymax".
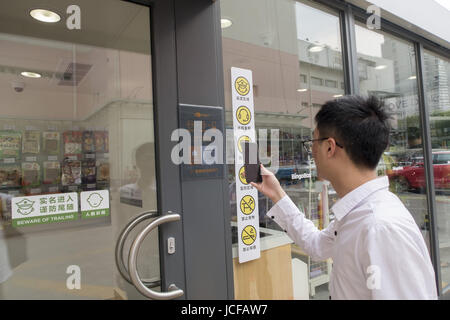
[{"xmin": 0, "ymin": 0, "xmax": 180, "ymax": 300}]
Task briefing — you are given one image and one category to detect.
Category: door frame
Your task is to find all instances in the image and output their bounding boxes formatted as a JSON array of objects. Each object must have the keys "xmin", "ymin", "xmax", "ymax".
[{"xmin": 123, "ymin": 0, "xmax": 234, "ymax": 299}]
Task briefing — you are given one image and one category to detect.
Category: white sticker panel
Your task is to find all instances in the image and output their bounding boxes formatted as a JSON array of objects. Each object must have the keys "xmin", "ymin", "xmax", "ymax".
[{"xmin": 231, "ymin": 67, "xmax": 261, "ymax": 263}]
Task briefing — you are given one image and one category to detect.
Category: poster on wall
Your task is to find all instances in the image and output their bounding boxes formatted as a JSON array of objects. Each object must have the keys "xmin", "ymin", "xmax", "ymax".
[{"xmin": 231, "ymin": 67, "xmax": 261, "ymax": 263}]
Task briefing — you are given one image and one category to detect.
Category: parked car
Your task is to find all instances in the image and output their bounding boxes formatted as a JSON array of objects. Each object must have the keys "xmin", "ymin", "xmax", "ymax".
[{"xmin": 387, "ymin": 151, "xmax": 450, "ymax": 193}]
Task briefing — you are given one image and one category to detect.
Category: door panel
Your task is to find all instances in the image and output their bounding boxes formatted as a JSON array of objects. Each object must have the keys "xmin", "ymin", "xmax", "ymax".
[{"xmin": 0, "ymin": 0, "xmax": 184, "ymax": 300}]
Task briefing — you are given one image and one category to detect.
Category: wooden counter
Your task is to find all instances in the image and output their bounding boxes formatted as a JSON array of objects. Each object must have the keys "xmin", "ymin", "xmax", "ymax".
[{"xmin": 233, "ymin": 243, "xmax": 293, "ymax": 300}]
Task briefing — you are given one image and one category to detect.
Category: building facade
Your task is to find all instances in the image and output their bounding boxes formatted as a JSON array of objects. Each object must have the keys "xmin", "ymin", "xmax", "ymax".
[{"xmin": 0, "ymin": 0, "xmax": 449, "ymax": 300}]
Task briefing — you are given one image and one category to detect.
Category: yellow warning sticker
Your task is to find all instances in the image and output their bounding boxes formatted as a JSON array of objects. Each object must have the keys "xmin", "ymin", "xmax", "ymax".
[
  {"xmin": 238, "ymin": 166, "xmax": 248, "ymax": 185},
  {"xmin": 237, "ymin": 135, "xmax": 251, "ymax": 154},
  {"xmin": 236, "ymin": 106, "xmax": 251, "ymax": 125},
  {"xmin": 234, "ymin": 76, "xmax": 250, "ymax": 96},
  {"xmin": 240, "ymin": 195, "xmax": 255, "ymax": 215},
  {"xmin": 241, "ymin": 225, "xmax": 257, "ymax": 246}
]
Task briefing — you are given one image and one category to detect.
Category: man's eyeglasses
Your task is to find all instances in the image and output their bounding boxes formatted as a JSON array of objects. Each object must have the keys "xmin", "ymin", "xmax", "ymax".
[{"xmin": 302, "ymin": 137, "xmax": 344, "ymax": 154}]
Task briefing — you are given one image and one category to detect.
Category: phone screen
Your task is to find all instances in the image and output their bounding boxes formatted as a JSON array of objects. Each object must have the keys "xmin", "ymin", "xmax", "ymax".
[{"xmin": 243, "ymin": 141, "xmax": 262, "ymax": 183}]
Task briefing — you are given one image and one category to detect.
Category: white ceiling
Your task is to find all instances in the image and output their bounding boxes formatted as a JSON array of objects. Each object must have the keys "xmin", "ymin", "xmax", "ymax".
[{"xmin": 0, "ymin": 0, "xmax": 152, "ymax": 120}]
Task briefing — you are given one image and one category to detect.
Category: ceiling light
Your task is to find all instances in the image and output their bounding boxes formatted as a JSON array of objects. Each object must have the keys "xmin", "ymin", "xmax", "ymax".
[
  {"xmin": 21, "ymin": 71, "xmax": 41, "ymax": 78},
  {"xmin": 333, "ymin": 94, "xmax": 343, "ymax": 98},
  {"xmin": 297, "ymin": 89, "xmax": 308, "ymax": 92},
  {"xmin": 375, "ymin": 65, "xmax": 387, "ymax": 70},
  {"xmin": 30, "ymin": 9, "xmax": 61, "ymax": 23},
  {"xmin": 408, "ymin": 75, "xmax": 417, "ymax": 80},
  {"xmin": 308, "ymin": 45, "xmax": 324, "ymax": 53},
  {"xmin": 221, "ymin": 18, "xmax": 232, "ymax": 29}
]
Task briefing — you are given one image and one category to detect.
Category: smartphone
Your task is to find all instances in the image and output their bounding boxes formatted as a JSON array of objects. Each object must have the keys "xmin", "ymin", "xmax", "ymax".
[{"xmin": 243, "ymin": 141, "xmax": 262, "ymax": 183}]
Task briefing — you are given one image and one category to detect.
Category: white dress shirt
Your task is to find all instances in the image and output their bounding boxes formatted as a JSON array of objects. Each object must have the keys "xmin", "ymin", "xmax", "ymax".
[{"xmin": 267, "ymin": 176, "xmax": 438, "ymax": 300}]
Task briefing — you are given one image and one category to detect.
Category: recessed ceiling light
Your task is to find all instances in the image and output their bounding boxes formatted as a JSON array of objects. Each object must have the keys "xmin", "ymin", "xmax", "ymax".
[
  {"xmin": 309, "ymin": 45, "xmax": 324, "ymax": 53},
  {"xmin": 297, "ymin": 89, "xmax": 308, "ymax": 92},
  {"xmin": 30, "ymin": 9, "xmax": 61, "ymax": 23},
  {"xmin": 333, "ymin": 94, "xmax": 343, "ymax": 98},
  {"xmin": 408, "ymin": 75, "xmax": 417, "ymax": 80},
  {"xmin": 221, "ymin": 18, "xmax": 232, "ymax": 29},
  {"xmin": 375, "ymin": 65, "xmax": 387, "ymax": 70},
  {"xmin": 21, "ymin": 71, "xmax": 41, "ymax": 78}
]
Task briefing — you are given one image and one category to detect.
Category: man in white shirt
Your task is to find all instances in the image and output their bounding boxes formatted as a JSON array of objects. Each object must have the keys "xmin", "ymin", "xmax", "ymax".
[{"xmin": 251, "ymin": 95, "xmax": 438, "ymax": 300}]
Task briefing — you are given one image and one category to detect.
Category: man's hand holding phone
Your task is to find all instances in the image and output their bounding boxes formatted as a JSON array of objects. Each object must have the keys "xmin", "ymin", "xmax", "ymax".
[{"xmin": 250, "ymin": 164, "xmax": 286, "ymax": 204}]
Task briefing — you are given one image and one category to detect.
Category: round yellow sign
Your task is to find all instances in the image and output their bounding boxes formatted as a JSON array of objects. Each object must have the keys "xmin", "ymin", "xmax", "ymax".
[
  {"xmin": 237, "ymin": 135, "xmax": 251, "ymax": 154},
  {"xmin": 234, "ymin": 76, "xmax": 250, "ymax": 96},
  {"xmin": 241, "ymin": 225, "xmax": 257, "ymax": 246},
  {"xmin": 240, "ymin": 195, "xmax": 255, "ymax": 215},
  {"xmin": 238, "ymin": 166, "xmax": 248, "ymax": 185},
  {"xmin": 236, "ymin": 106, "xmax": 251, "ymax": 125}
]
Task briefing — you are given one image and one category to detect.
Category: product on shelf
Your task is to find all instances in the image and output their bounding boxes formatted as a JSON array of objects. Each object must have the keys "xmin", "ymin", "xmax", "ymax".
[
  {"xmin": 82, "ymin": 159, "xmax": 96, "ymax": 184},
  {"xmin": 43, "ymin": 161, "xmax": 60, "ymax": 185},
  {"xmin": 63, "ymin": 131, "xmax": 82, "ymax": 157},
  {"xmin": 94, "ymin": 131, "xmax": 108, "ymax": 153},
  {"xmin": 22, "ymin": 162, "xmax": 40, "ymax": 187},
  {"xmin": 96, "ymin": 161, "xmax": 110, "ymax": 188},
  {"xmin": 22, "ymin": 131, "xmax": 40, "ymax": 154},
  {"xmin": 0, "ymin": 164, "xmax": 21, "ymax": 188},
  {"xmin": 0, "ymin": 131, "xmax": 21, "ymax": 159},
  {"xmin": 0, "ymin": 193, "xmax": 14, "ymax": 221},
  {"xmin": 61, "ymin": 160, "xmax": 81, "ymax": 186},
  {"xmin": 43, "ymin": 131, "xmax": 60, "ymax": 155},
  {"xmin": 83, "ymin": 131, "xmax": 95, "ymax": 153}
]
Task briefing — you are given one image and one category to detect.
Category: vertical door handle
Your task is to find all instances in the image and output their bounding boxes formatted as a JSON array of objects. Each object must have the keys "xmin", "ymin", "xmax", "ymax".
[
  {"xmin": 115, "ymin": 210, "xmax": 161, "ymax": 287},
  {"xmin": 128, "ymin": 213, "xmax": 184, "ymax": 300}
]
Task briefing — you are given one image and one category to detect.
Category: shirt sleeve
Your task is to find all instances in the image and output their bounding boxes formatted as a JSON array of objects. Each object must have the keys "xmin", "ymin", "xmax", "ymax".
[
  {"xmin": 364, "ymin": 222, "xmax": 438, "ymax": 300},
  {"xmin": 266, "ymin": 194, "xmax": 336, "ymax": 261}
]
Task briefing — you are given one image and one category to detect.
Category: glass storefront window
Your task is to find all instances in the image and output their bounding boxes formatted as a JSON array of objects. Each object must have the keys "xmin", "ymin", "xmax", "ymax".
[
  {"xmin": 0, "ymin": 0, "xmax": 158, "ymax": 299},
  {"xmin": 221, "ymin": 0, "xmax": 345, "ymax": 299},
  {"xmin": 355, "ymin": 23, "xmax": 432, "ymax": 253},
  {"xmin": 423, "ymin": 50, "xmax": 450, "ymax": 295}
]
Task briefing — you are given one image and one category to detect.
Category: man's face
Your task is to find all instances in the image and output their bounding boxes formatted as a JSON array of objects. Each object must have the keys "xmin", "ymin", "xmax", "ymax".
[{"xmin": 312, "ymin": 128, "xmax": 326, "ymax": 180}]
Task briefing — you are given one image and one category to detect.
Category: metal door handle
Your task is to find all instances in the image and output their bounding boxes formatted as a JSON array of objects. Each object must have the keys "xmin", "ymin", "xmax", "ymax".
[
  {"xmin": 128, "ymin": 213, "xmax": 184, "ymax": 300},
  {"xmin": 115, "ymin": 210, "xmax": 161, "ymax": 288}
]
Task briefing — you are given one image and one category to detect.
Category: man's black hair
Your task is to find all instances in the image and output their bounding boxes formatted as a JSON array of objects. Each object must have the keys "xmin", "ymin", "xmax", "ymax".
[{"xmin": 314, "ymin": 95, "xmax": 391, "ymax": 170}]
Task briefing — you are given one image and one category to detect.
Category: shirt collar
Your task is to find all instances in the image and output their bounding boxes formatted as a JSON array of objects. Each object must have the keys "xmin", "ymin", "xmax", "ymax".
[{"xmin": 331, "ymin": 176, "xmax": 389, "ymax": 221}]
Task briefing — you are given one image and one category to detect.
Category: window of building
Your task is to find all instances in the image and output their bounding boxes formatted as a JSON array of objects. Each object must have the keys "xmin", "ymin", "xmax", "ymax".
[
  {"xmin": 423, "ymin": 50, "xmax": 450, "ymax": 295},
  {"xmin": 221, "ymin": 0, "xmax": 345, "ymax": 300},
  {"xmin": 325, "ymin": 79, "xmax": 337, "ymax": 88},
  {"xmin": 355, "ymin": 23, "xmax": 431, "ymax": 255},
  {"xmin": 300, "ymin": 74, "xmax": 308, "ymax": 83},
  {"xmin": 311, "ymin": 76, "xmax": 323, "ymax": 86}
]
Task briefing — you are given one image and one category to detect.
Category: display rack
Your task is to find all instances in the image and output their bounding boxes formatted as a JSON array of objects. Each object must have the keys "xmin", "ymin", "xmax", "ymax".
[{"xmin": 0, "ymin": 118, "xmax": 110, "ymax": 225}]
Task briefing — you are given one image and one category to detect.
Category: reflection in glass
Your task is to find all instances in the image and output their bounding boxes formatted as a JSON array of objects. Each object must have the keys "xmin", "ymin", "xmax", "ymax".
[
  {"xmin": 423, "ymin": 50, "xmax": 450, "ymax": 296},
  {"xmin": 0, "ymin": 0, "xmax": 157, "ymax": 300},
  {"xmin": 221, "ymin": 0, "xmax": 344, "ymax": 300},
  {"xmin": 355, "ymin": 24, "xmax": 432, "ymax": 254}
]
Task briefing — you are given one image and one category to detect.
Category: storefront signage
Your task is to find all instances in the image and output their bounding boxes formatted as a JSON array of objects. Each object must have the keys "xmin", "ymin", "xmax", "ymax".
[
  {"xmin": 178, "ymin": 104, "xmax": 225, "ymax": 180},
  {"xmin": 231, "ymin": 67, "xmax": 261, "ymax": 263},
  {"xmin": 11, "ymin": 189, "xmax": 110, "ymax": 227},
  {"xmin": 80, "ymin": 190, "xmax": 110, "ymax": 219},
  {"xmin": 12, "ymin": 192, "xmax": 78, "ymax": 227}
]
